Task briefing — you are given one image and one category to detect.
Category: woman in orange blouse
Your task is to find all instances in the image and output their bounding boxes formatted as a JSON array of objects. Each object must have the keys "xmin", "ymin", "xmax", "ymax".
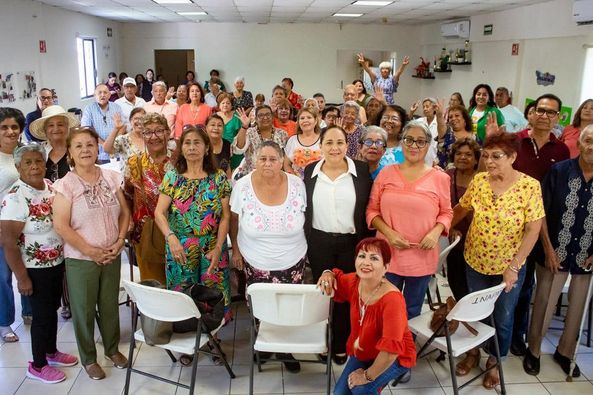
[
  {"xmin": 174, "ymin": 82, "xmax": 214, "ymax": 138},
  {"xmin": 318, "ymin": 237, "xmax": 416, "ymax": 395},
  {"xmin": 560, "ymin": 99, "xmax": 593, "ymax": 158}
]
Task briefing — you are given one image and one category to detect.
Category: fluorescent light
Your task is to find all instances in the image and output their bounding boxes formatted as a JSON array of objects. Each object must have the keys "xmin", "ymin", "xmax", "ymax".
[
  {"xmin": 153, "ymin": 0, "xmax": 193, "ymax": 4},
  {"xmin": 333, "ymin": 13, "xmax": 363, "ymax": 17},
  {"xmin": 352, "ymin": 1, "xmax": 393, "ymax": 5},
  {"xmin": 177, "ymin": 12, "xmax": 207, "ymax": 16}
]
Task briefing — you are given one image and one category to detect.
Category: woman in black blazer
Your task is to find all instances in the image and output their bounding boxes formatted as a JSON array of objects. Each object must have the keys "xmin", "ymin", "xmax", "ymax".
[{"xmin": 303, "ymin": 126, "xmax": 372, "ymax": 364}]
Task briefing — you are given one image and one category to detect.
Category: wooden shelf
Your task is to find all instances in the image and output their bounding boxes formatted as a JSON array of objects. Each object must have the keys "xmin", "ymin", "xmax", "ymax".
[
  {"xmin": 449, "ymin": 61, "xmax": 472, "ymax": 65},
  {"xmin": 434, "ymin": 69, "xmax": 452, "ymax": 73},
  {"xmin": 412, "ymin": 75, "xmax": 435, "ymax": 79}
]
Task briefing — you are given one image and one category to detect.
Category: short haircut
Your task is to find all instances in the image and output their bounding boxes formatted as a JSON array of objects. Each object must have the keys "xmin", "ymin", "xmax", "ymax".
[
  {"xmin": 66, "ymin": 126, "xmax": 100, "ymax": 167},
  {"xmin": 483, "ymin": 132, "xmax": 520, "ymax": 156},
  {"xmin": 152, "ymin": 81, "xmax": 167, "ymax": 91},
  {"xmin": 447, "ymin": 105, "xmax": 473, "ymax": 132},
  {"xmin": 255, "ymin": 93, "xmax": 265, "ymax": 102},
  {"xmin": 281, "ymin": 77, "xmax": 294, "ymax": 88},
  {"xmin": 174, "ymin": 125, "xmax": 215, "ymax": 174},
  {"xmin": 320, "ymin": 125, "xmax": 348, "ymax": 143},
  {"xmin": 129, "ymin": 107, "xmax": 146, "ymax": 122},
  {"xmin": 355, "ymin": 237, "xmax": 392, "ymax": 267},
  {"xmin": 524, "ymin": 101, "xmax": 536, "ymax": 119},
  {"xmin": 375, "ymin": 104, "xmax": 408, "ymax": 128},
  {"xmin": 108, "ymin": 72, "xmax": 117, "ymax": 79},
  {"xmin": 361, "ymin": 125, "xmax": 388, "ymax": 144},
  {"xmin": 313, "ymin": 93, "xmax": 325, "ymax": 99},
  {"xmin": 255, "ymin": 104, "xmax": 273, "ymax": 118},
  {"xmin": 272, "ymin": 85, "xmax": 287, "ymax": 96},
  {"xmin": 275, "ymin": 98, "xmax": 292, "ymax": 109},
  {"xmin": 256, "ymin": 140, "xmax": 284, "ymax": 158},
  {"xmin": 322, "ymin": 106, "xmax": 340, "ymax": 119},
  {"xmin": 535, "ymin": 93, "xmax": 562, "ymax": 112},
  {"xmin": 295, "ymin": 108, "xmax": 321, "ymax": 135},
  {"xmin": 141, "ymin": 112, "xmax": 168, "ymax": 130},
  {"xmin": 449, "ymin": 137, "xmax": 481, "ymax": 167},
  {"xmin": 14, "ymin": 143, "xmax": 46, "ymax": 166},
  {"xmin": 401, "ymin": 119, "xmax": 432, "ymax": 142},
  {"xmin": 379, "ymin": 61, "xmax": 392, "ymax": 70},
  {"xmin": 210, "ymin": 69, "xmax": 220, "ymax": 76},
  {"xmin": 217, "ymin": 92, "xmax": 234, "ymax": 105},
  {"xmin": 0, "ymin": 108, "xmax": 25, "ymax": 130},
  {"xmin": 579, "ymin": 124, "xmax": 593, "ymax": 143}
]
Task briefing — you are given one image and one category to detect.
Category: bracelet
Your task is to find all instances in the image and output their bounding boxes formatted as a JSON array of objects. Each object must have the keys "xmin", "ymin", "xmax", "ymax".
[
  {"xmin": 165, "ymin": 231, "xmax": 175, "ymax": 241},
  {"xmin": 322, "ymin": 269, "xmax": 334, "ymax": 276},
  {"xmin": 508, "ymin": 265, "xmax": 519, "ymax": 273},
  {"xmin": 364, "ymin": 370, "xmax": 374, "ymax": 382}
]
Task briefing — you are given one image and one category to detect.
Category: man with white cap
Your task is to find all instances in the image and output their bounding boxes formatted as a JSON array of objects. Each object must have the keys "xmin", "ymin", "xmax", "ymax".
[{"xmin": 115, "ymin": 77, "xmax": 146, "ymax": 126}]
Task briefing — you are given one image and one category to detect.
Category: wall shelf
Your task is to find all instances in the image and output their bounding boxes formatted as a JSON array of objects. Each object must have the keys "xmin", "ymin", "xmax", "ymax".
[
  {"xmin": 434, "ymin": 69, "xmax": 452, "ymax": 73},
  {"xmin": 412, "ymin": 75, "xmax": 435, "ymax": 79},
  {"xmin": 449, "ymin": 61, "xmax": 472, "ymax": 65}
]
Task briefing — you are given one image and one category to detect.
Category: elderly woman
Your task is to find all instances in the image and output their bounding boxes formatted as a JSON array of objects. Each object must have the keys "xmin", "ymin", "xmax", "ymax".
[
  {"xmin": 468, "ymin": 84, "xmax": 505, "ymax": 143},
  {"xmin": 342, "ymin": 101, "xmax": 366, "ymax": 159},
  {"xmin": 154, "ymin": 126, "xmax": 232, "ymax": 322},
  {"xmin": 232, "ymin": 105, "xmax": 288, "ymax": 181},
  {"xmin": 173, "ymin": 84, "xmax": 189, "ymax": 105},
  {"xmin": 303, "ymin": 126, "xmax": 372, "ymax": 365},
  {"xmin": 1, "ymin": 144, "xmax": 78, "ymax": 384},
  {"xmin": 53, "ymin": 127, "xmax": 130, "ymax": 380},
  {"xmin": 124, "ymin": 113, "xmax": 174, "ymax": 284},
  {"xmin": 322, "ymin": 106, "xmax": 340, "ymax": 130},
  {"xmin": 451, "ymin": 132, "xmax": 544, "ymax": 389},
  {"xmin": 318, "ymin": 238, "xmax": 416, "ymax": 394},
  {"xmin": 357, "ymin": 53, "xmax": 410, "ymax": 105},
  {"xmin": 230, "ymin": 140, "xmax": 306, "ymax": 373},
  {"xmin": 364, "ymin": 97, "xmax": 384, "ymax": 127},
  {"xmin": 353, "ymin": 79, "xmax": 372, "ymax": 108},
  {"xmin": 216, "ymin": 92, "xmax": 250, "ymax": 169},
  {"xmin": 560, "ymin": 98, "xmax": 593, "ymax": 158},
  {"xmin": 437, "ymin": 104, "xmax": 475, "ymax": 169},
  {"xmin": 367, "ymin": 120, "xmax": 453, "ymax": 324},
  {"xmin": 103, "ymin": 107, "xmax": 146, "ymax": 164},
  {"xmin": 283, "ymin": 108, "xmax": 322, "ymax": 179},
  {"xmin": 0, "ymin": 108, "xmax": 32, "ymax": 342},
  {"xmin": 273, "ymin": 98, "xmax": 297, "ymax": 137},
  {"xmin": 232, "ymin": 76, "xmax": 254, "ymax": 114},
  {"xmin": 359, "ymin": 126, "xmax": 388, "ymax": 180},
  {"xmin": 206, "ymin": 114, "xmax": 232, "ymax": 178},
  {"xmin": 376, "ymin": 105, "xmax": 407, "ymax": 167},
  {"xmin": 175, "ymin": 83, "xmax": 214, "ymax": 136}
]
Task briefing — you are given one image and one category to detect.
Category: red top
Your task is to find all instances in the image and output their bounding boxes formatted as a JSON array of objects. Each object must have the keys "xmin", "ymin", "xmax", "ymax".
[
  {"xmin": 333, "ymin": 269, "xmax": 417, "ymax": 368},
  {"xmin": 513, "ymin": 128, "xmax": 570, "ymax": 181},
  {"xmin": 273, "ymin": 118, "xmax": 297, "ymax": 137}
]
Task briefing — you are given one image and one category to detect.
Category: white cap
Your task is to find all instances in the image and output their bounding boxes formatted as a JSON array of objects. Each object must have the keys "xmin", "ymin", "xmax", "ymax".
[{"xmin": 123, "ymin": 77, "xmax": 137, "ymax": 87}]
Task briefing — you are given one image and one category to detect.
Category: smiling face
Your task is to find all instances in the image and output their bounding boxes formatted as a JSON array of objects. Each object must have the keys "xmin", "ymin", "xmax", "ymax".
[
  {"xmin": 449, "ymin": 94, "xmax": 461, "ymax": 107},
  {"xmin": 45, "ymin": 116, "xmax": 69, "ymax": 144},
  {"xmin": 206, "ymin": 117, "xmax": 224, "ymax": 141},
  {"xmin": 448, "ymin": 109, "xmax": 466, "ymax": 132},
  {"xmin": 69, "ymin": 132, "xmax": 99, "ymax": 167},
  {"xmin": 152, "ymin": 84, "xmax": 167, "ymax": 104},
  {"xmin": 219, "ymin": 97, "xmax": 232, "ymax": 113},
  {"xmin": 581, "ymin": 101, "xmax": 593, "ymax": 123},
  {"xmin": 130, "ymin": 111, "xmax": 145, "ymax": 134},
  {"xmin": 17, "ymin": 151, "xmax": 46, "ymax": 187},
  {"xmin": 366, "ymin": 99, "xmax": 382, "ymax": 118},
  {"xmin": 124, "ymin": 84, "xmax": 137, "ymax": 100},
  {"xmin": 256, "ymin": 107, "xmax": 273, "ymax": 129},
  {"xmin": 298, "ymin": 110, "xmax": 316, "ymax": 133},
  {"xmin": 355, "ymin": 246, "xmax": 387, "ymax": 280},
  {"xmin": 37, "ymin": 89, "xmax": 53, "ymax": 111},
  {"xmin": 533, "ymin": 98, "xmax": 560, "ymax": 133},
  {"xmin": 277, "ymin": 105, "xmax": 291, "ymax": 122},
  {"xmin": 422, "ymin": 100, "xmax": 435, "ymax": 118},
  {"xmin": 0, "ymin": 117, "xmax": 22, "ymax": 151},
  {"xmin": 379, "ymin": 108, "xmax": 403, "ymax": 139},
  {"xmin": 354, "ymin": 81, "xmax": 365, "ymax": 95},
  {"xmin": 453, "ymin": 144, "xmax": 477, "ymax": 171},
  {"xmin": 343, "ymin": 87, "xmax": 357, "ymax": 102},
  {"xmin": 380, "ymin": 67, "xmax": 391, "ymax": 79},
  {"xmin": 495, "ymin": 89, "xmax": 510, "ymax": 108},
  {"xmin": 321, "ymin": 127, "xmax": 347, "ymax": 165},
  {"xmin": 181, "ymin": 131, "xmax": 208, "ymax": 164},
  {"xmin": 234, "ymin": 79, "xmax": 245, "ymax": 91},
  {"xmin": 189, "ymin": 84, "xmax": 202, "ymax": 103},
  {"xmin": 342, "ymin": 106, "xmax": 358, "ymax": 127},
  {"xmin": 176, "ymin": 85, "xmax": 188, "ymax": 104},
  {"xmin": 475, "ymin": 88, "xmax": 489, "ymax": 108},
  {"xmin": 142, "ymin": 122, "xmax": 167, "ymax": 155},
  {"xmin": 360, "ymin": 131, "xmax": 385, "ymax": 164},
  {"xmin": 401, "ymin": 127, "xmax": 429, "ymax": 164}
]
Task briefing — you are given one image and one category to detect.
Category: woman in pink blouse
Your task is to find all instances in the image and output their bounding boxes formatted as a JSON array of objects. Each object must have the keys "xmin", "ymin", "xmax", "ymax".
[
  {"xmin": 174, "ymin": 82, "xmax": 214, "ymax": 137},
  {"xmin": 366, "ymin": 119, "xmax": 452, "ymax": 322}
]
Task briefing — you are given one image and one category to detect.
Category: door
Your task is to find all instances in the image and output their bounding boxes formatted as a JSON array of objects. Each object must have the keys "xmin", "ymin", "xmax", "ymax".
[{"xmin": 154, "ymin": 49, "xmax": 195, "ymax": 89}]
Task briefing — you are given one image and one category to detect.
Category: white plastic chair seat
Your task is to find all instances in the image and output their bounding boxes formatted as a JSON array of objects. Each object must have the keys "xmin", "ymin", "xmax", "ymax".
[
  {"xmin": 409, "ymin": 312, "xmax": 495, "ymax": 357},
  {"xmin": 255, "ymin": 321, "xmax": 328, "ymax": 354}
]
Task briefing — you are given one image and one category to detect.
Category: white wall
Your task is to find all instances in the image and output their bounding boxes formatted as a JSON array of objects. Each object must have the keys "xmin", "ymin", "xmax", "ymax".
[
  {"xmin": 417, "ymin": 0, "xmax": 593, "ymax": 112},
  {"xmin": 0, "ymin": 0, "xmax": 121, "ymax": 114},
  {"xmin": 119, "ymin": 22, "xmax": 424, "ymax": 106}
]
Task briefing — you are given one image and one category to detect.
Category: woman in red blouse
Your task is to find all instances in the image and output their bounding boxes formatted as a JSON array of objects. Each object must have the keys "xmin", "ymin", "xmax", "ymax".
[{"xmin": 317, "ymin": 237, "xmax": 416, "ymax": 395}]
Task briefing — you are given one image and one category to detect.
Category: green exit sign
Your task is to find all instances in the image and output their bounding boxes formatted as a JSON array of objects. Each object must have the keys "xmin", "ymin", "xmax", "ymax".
[{"xmin": 484, "ymin": 24, "xmax": 493, "ymax": 35}]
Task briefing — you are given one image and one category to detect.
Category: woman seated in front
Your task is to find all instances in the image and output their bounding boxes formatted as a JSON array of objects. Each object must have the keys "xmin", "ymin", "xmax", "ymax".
[{"xmin": 317, "ymin": 237, "xmax": 416, "ymax": 395}]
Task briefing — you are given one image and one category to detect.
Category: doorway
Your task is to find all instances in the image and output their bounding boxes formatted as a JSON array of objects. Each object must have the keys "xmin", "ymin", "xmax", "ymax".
[{"xmin": 154, "ymin": 49, "xmax": 195, "ymax": 88}]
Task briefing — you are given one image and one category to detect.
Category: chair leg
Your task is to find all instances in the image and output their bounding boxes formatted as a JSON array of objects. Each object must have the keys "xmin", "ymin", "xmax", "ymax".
[
  {"xmin": 209, "ymin": 334, "xmax": 236, "ymax": 378},
  {"xmin": 491, "ymin": 316, "xmax": 506, "ymax": 395},
  {"xmin": 444, "ymin": 325, "xmax": 459, "ymax": 395},
  {"xmin": 587, "ymin": 296, "xmax": 592, "ymax": 348},
  {"xmin": 188, "ymin": 324, "xmax": 202, "ymax": 395},
  {"xmin": 249, "ymin": 300, "xmax": 255, "ymax": 395},
  {"xmin": 165, "ymin": 349, "xmax": 177, "ymax": 363},
  {"xmin": 124, "ymin": 305, "xmax": 138, "ymax": 395}
]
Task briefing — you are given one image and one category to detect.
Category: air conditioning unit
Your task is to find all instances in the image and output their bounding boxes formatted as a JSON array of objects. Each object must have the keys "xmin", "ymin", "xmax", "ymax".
[
  {"xmin": 574, "ymin": 0, "xmax": 593, "ymax": 25},
  {"xmin": 440, "ymin": 20, "xmax": 470, "ymax": 38}
]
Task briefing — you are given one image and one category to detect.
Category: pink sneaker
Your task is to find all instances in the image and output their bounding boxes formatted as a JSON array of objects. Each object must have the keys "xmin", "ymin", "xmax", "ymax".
[
  {"xmin": 46, "ymin": 351, "xmax": 78, "ymax": 367},
  {"xmin": 26, "ymin": 362, "xmax": 66, "ymax": 384}
]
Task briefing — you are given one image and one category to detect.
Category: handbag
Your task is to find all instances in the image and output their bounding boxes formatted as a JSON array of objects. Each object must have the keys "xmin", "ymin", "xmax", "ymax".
[
  {"xmin": 430, "ymin": 296, "xmax": 479, "ymax": 337},
  {"xmin": 173, "ymin": 283, "xmax": 225, "ymax": 333},
  {"xmin": 134, "ymin": 157, "xmax": 166, "ymax": 265},
  {"xmin": 138, "ymin": 280, "xmax": 173, "ymax": 345}
]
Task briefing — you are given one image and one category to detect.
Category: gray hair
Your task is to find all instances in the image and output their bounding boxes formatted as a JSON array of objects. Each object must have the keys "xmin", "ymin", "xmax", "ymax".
[
  {"xmin": 14, "ymin": 143, "xmax": 47, "ymax": 166},
  {"xmin": 152, "ymin": 81, "xmax": 167, "ymax": 91},
  {"xmin": 422, "ymin": 97, "xmax": 437, "ymax": 105},
  {"xmin": 343, "ymin": 100, "xmax": 361, "ymax": 118},
  {"xmin": 579, "ymin": 124, "xmax": 593, "ymax": 143},
  {"xmin": 256, "ymin": 140, "xmax": 284, "ymax": 158},
  {"xmin": 235, "ymin": 76, "xmax": 245, "ymax": 84},
  {"xmin": 401, "ymin": 119, "xmax": 432, "ymax": 142},
  {"xmin": 361, "ymin": 126, "xmax": 388, "ymax": 144},
  {"xmin": 379, "ymin": 61, "xmax": 392, "ymax": 70}
]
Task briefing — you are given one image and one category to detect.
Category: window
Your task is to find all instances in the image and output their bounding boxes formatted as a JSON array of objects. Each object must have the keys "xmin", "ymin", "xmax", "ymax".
[
  {"xmin": 580, "ymin": 46, "xmax": 593, "ymax": 104},
  {"xmin": 76, "ymin": 37, "xmax": 97, "ymax": 99}
]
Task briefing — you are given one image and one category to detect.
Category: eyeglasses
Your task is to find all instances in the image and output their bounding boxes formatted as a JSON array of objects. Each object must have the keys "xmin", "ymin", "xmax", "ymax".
[
  {"xmin": 49, "ymin": 163, "xmax": 59, "ymax": 182},
  {"xmin": 454, "ymin": 151, "xmax": 475, "ymax": 158},
  {"xmin": 481, "ymin": 151, "xmax": 507, "ymax": 161},
  {"xmin": 39, "ymin": 96, "xmax": 53, "ymax": 101},
  {"xmin": 381, "ymin": 115, "xmax": 401, "ymax": 122},
  {"xmin": 102, "ymin": 115, "xmax": 107, "ymax": 126},
  {"xmin": 402, "ymin": 137, "xmax": 428, "ymax": 148},
  {"xmin": 534, "ymin": 107, "xmax": 560, "ymax": 118},
  {"xmin": 142, "ymin": 129, "xmax": 166, "ymax": 138},
  {"xmin": 257, "ymin": 113, "xmax": 273, "ymax": 119},
  {"xmin": 362, "ymin": 139, "xmax": 386, "ymax": 148}
]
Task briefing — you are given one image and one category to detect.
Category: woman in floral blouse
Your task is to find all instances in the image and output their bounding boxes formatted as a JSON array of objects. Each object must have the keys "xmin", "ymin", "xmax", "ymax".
[
  {"xmin": 124, "ymin": 113, "xmax": 174, "ymax": 284},
  {"xmin": 1, "ymin": 144, "xmax": 78, "ymax": 384},
  {"xmin": 154, "ymin": 125, "xmax": 232, "ymax": 322},
  {"xmin": 103, "ymin": 107, "xmax": 146, "ymax": 165}
]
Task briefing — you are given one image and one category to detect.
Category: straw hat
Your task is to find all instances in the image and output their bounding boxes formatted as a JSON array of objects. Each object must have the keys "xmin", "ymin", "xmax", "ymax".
[{"xmin": 29, "ymin": 105, "xmax": 80, "ymax": 141}]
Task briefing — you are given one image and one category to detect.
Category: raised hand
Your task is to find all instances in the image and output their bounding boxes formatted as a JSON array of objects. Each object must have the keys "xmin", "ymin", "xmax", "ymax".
[
  {"xmin": 356, "ymin": 53, "xmax": 366, "ymax": 65},
  {"xmin": 401, "ymin": 55, "xmax": 410, "ymax": 66}
]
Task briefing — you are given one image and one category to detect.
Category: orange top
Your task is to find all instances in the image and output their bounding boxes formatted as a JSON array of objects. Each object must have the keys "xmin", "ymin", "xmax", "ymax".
[
  {"xmin": 273, "ymin": 118, "xmax": 297, "ymax": 137},
  {"xmin": 174, "ymin": 103, "xmax": 214, "ymax": 138},
  {"xmin": 333, "ymin": 270, "xmax": 416, "ymax": 367}
]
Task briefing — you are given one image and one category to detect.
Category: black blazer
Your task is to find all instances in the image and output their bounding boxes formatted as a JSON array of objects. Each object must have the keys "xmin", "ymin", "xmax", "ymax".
[{"xmin": 303, "ymin": 159, "xmax": 373, "ymax": 242}]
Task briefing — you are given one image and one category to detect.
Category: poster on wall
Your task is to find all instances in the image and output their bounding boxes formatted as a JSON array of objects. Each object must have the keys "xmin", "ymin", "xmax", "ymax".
[
  {"xmin": 16, "ymin": 71, "xmax": 37, "ymax": 100},
  {"xmin": 0, "ymin": 72, "xmax": 16, "ymax": 103}
]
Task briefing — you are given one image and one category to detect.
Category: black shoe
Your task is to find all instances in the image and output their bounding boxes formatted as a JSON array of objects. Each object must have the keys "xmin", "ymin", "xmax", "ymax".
[
  {"xmin": 277, "ymin": 353, "xmax": 301, "ymax": 373},
  {"xmin": 253, "ymin": 351, "xmax": 272, "ymax": 365},
  {"xmin": 523, "ymin": 349, "xmax": 540, "ymax": 375},
  {"xmin": 332, "ymin": 354, "xmax": 348, "ymax": 365},
  {"xmin": 391, "ymin": 370, "xmax": 411, "ymax": 386},
  {"xmin": 510, "ymin": 339, "xmax": 527, "ymax": 356},
  {"xmin": 553, "ymin": 350, "xmax": 580, "ymax": 377}
]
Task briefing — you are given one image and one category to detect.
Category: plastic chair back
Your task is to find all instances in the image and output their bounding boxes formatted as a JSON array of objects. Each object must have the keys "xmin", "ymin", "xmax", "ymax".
[
  {"xmin": 247, "ymin": 283, "xmax": 330, "ymax": 326},
  {"xmin": 447, "ymin": 282, "xmax": 506, "ymax": 323},
  {"xmin": 438, "ymin": 235, "xmax": 461, "ymax": 273},
  {"xmin": 123, "ymin": 280, "xmax": 201, "ymax": 323}
]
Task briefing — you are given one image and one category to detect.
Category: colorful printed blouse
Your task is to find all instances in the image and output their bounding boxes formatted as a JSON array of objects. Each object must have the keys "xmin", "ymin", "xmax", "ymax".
[
  {"xmin": 284, "ymin": 134, "xmax": 322, "ymax": 179},
  {"xmin": 1, "ymin": 179, "xmax": 64, "ymax": 268},
  {"xmin": 124, "ymin": 151, "xmax": 174, "ymax": 243},
  {"xmin": 459, "ymin": 172, "xmax": 545, "ymax": 275}
]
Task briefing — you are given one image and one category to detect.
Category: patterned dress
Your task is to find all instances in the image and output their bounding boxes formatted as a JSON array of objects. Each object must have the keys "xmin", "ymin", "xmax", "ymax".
[{"xmin": 159, "ymin": 169, "xmax": 232, "ymax": 320}]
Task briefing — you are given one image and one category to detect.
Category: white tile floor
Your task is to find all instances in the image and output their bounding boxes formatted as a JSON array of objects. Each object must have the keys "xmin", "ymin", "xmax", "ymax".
[{"xmin": 1, "ymin": 259, "xmax": 592, "ymax": 395}]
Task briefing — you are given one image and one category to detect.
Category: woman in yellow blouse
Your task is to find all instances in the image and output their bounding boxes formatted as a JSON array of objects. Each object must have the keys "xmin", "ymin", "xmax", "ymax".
[{"xmin": 451, "ymin": 132, "xmax": 544, "ymax": 390}]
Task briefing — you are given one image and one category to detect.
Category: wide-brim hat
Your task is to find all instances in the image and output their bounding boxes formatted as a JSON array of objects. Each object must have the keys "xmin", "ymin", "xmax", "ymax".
[{"xmin": 29, "ymin": 105, "xmax": 80, "ymax": 141}]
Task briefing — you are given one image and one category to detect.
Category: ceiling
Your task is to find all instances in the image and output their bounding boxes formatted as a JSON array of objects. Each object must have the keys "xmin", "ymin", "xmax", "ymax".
[{"xmin": 37, "ymin": 0, "xmax": 552, "ymax": 24}]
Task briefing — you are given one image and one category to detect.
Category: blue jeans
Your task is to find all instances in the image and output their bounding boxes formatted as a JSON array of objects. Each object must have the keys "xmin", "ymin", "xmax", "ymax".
[
  {"xmin": 385, "ymin": 273, "xmax": 432, "ymax": 319},
  {"xmin": 0, "ymin": 247, "xmax": 32, "ymax": 326},
  {"xmin": 465, "ymin": 264, "xmax": 525, "ymax": 358},
  {"xmin": 334, "ymin": 355, "xmax": 408, "ymax": 395}
]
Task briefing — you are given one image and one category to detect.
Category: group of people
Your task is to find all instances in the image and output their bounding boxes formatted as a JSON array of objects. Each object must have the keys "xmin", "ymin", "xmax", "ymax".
[{"xmin": 1, "ymin": 57, "xmax": 593, "ymax": 394}]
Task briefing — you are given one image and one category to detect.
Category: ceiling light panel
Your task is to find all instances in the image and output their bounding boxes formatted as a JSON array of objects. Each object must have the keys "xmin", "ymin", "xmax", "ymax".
[{"xmin": 352, "ymin": 1, "xmax": 394, "ymax": 6}]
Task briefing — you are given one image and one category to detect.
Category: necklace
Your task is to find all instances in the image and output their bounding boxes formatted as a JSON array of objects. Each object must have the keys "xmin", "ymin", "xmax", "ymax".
[
  {"xmin": 190, "ymin": 104, "xmax": 201, "ymax": 122},
  {"xmin": 358, "ymin": 280, "xmax": 384, "ymax": 326}
]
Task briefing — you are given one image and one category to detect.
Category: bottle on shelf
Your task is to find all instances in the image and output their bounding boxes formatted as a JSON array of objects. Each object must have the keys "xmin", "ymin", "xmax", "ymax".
[
  {"xmin": 434, "ymin": 56, "xmax": 439, "ymax": 71},
  {"xmin": 464, "ymin": 40, "xmax": 472, "ymax": 63}
]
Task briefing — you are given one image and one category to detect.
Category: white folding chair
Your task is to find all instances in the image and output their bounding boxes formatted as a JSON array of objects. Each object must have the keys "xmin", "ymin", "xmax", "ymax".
[
  {"xmin": 247, "ymin": 283, "xmax": 333, "ymax": 395},
  {"xmin": 122, "ymin": 280, "xmax": 235, "ymax": 395},
  {"xmin": 410, "ymin": 282, "xmax": 507, "ymax": 395},
  {"xmin": 427, "ymin": 235, "xmax": 462, "ymax": 305}
]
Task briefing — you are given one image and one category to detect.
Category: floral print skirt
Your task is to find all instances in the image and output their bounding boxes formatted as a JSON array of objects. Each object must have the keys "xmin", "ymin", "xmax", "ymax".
[{"xmin": 244, "ymin": 257, "xmax": 306, "ymax": 288}]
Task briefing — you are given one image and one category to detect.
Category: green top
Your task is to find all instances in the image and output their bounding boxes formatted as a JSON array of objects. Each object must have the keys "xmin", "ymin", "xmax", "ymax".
[
  {"xmin": 469, "ymin": 105, "xmax": 505, "ymax": 143},
  {"xmin": 223, "ymin": 112, "xmax": 243, "ymax": 143}
]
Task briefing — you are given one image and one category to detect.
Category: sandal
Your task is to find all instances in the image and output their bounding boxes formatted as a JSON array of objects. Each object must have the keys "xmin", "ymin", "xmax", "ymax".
[
  {"xmin": 455, "ymin": 349, "xmax": 480, "ymax": 376},
  {"xmin": 0, "ymin": 327, "xmax": 19, "ymax": 343},
  {"xmin": 179, "ymin": 354, "xmax": 194, "ymax": 366},
  {"xmin": 482, "ymin": 357, "xmax": 500, "ymax": 390}
]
